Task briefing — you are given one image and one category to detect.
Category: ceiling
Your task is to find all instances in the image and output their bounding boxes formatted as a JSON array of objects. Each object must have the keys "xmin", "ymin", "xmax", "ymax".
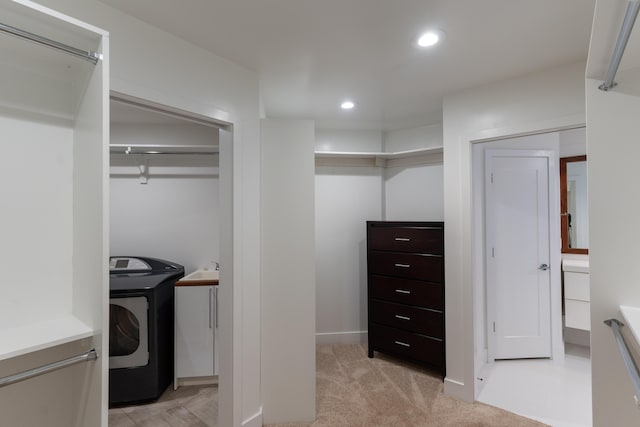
[{"xmin": 101, "ymin": 0, "xmax": 596, "ymax": 131}]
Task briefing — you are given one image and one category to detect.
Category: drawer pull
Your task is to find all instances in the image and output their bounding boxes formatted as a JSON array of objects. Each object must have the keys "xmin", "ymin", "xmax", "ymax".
[
  {"xmin": 395, "ymin": 263, "xmax": 411, "ymax": 268},
  {"xmin": 395, "ymin": 289, "xmax": 411, "ymax": 294},
  {"xmin": 394, "ymin": 237, "xmax": 411, "ymax": 242},
  {"xmin": 395, "ymin": 340, "xmax": 411, "ymax": 348},
  {"xmin": 395, "ymin": 315, "xmax": 411, "ymax": 321}
]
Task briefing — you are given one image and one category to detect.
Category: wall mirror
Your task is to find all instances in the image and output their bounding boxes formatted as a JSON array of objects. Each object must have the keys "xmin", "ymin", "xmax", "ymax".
[{"xmin": 560, "ymin": 155, "xmax": 588, "ymax": 254}]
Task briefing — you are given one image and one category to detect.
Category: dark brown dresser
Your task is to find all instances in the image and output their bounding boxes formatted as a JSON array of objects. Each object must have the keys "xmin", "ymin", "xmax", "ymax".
[{"xmin": 366, "ymin": 221, "xmax": 445, "ymax": 376}]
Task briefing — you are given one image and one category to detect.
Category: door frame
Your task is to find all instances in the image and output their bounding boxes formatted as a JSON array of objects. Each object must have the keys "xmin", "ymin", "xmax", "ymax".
[
  {"xmin": 471, "ymin": 130, "xmax": 565, "ymax": 397},
  {"xmin": 484, "ymin": 148, "xmax": 553, "ymax": 362},
  {"xmin": 109, "ymin": 92, "xmax": 234, "ymax": 427}
]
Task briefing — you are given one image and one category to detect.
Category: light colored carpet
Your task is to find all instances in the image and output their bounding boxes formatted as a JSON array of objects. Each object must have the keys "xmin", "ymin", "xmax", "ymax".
[
  {"xmin": 110, "ymin": 344, "xmax": 548, "ymax": 426},
  {"xmin": 266, "ymin": 344, "xmax": 548, "ymax": 427}
]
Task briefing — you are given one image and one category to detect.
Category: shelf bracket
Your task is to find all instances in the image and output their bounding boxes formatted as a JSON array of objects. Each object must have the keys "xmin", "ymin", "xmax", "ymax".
[{"xmin": 138, "ymin": 158, "xmax": 149, "ymax": 184}]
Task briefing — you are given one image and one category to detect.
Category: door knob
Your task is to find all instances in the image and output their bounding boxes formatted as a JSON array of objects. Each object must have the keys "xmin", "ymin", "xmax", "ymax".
[{"xmin": 538, "ymin": 263, "xmax": 549, "ymax": 271}]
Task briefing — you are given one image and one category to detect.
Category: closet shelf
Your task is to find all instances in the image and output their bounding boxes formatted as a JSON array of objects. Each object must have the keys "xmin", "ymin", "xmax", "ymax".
[
  {"xmin": 314, "ymin": 146, "xmax": 443, "ymax": 160},
  {"xmin": 0, "ymin": 315, "xmax": 93, "ymax": 361}
]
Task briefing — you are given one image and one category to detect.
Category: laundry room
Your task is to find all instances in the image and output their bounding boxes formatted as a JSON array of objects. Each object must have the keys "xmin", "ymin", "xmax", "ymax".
[
  {"xmin": 109, "ymin": 99, "xmax": 221, "ymax": 273},
  {"xmin": 108, "ymin": 98, "xmax": 222, "ymax": 407}
]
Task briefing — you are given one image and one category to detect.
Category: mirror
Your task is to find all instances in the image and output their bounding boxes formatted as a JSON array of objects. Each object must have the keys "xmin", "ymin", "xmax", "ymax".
[{"xmin": 560, "ymin": 155, "xmax": 588, "ymax": 254}]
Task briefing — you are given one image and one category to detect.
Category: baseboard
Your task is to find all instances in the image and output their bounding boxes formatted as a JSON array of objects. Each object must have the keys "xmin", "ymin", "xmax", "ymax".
[
  {"xmin": 444, "ymin": 377, "xmax": 474, "ymax": 402},
  {"xmin": 564, "ymin": 327, "xmax": 591, "ymax": 347},
  {"xmin": 176, "ymin": 376, "xmax": 217, "ymax": 388},
  {"xmin": 315, "ymin": 331, "xmax": 367, "ymax": 345},
  {"xmin": 242, "ymin": 408, "xmax": 262, "ymax": 427}
]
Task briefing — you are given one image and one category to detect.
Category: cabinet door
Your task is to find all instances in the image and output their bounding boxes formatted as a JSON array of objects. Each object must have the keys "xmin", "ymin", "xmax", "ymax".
[{"xmin": 175, "ymin": 286, "xmax": 215, "ymax": 377}]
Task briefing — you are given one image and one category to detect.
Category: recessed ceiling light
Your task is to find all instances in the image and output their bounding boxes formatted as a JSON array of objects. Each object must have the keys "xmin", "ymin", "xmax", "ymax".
[
  {"xmin": 341, "ymin": 100, "xmax": 355, "ymax": 110},
  {"xmin": 417, "ymin": 30, "xmax": 444, "ymax": 47}
]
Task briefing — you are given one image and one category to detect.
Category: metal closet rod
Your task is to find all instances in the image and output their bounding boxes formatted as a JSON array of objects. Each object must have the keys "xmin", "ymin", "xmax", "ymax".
[
  {"xmin": 604, "ymin": 319, "xmax": 640, "ymax": 402},
  {"xmin": 599, "ymin": 0, "xmax": 640, "ymax": 91},
  {"xmin": 0, "ymin": 349, "xmax": 98, "ymax": 388},
  {"xmin": 110, "ymin": 144, "xmax": 219, "ymax": 156},
  {"xmin": 0, "ymin": 21, "xmax": 99, "ymax": 64}
]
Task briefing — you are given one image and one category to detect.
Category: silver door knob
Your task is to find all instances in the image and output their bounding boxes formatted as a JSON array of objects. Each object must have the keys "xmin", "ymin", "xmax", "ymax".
[{"xmin": 539, "ymin": 263, "xmax": 549, "ymax": 271}]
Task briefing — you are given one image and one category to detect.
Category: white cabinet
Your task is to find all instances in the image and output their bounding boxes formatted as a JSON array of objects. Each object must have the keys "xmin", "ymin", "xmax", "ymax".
[
  {"xmin": 0, "ymin": 1, "xmax": 108, "ymax": 425},
  {"xmin": 563, "ymin": 259, "xmax": 590, "ymax": 331},
  {"xmin": 175, "ymin": 285, "xmax": 218, "ymax": 387}
]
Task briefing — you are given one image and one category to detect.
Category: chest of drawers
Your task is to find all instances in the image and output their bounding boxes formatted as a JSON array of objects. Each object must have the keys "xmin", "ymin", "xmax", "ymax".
[{"xmin": 367, "ymin": 221, "xmax": 445, "ymax": 376}]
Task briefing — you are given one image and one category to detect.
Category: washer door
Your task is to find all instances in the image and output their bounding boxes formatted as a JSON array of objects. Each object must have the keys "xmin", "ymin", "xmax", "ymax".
[{"xmin": 109, "ymin": 296, "xmax": 149, "ymax": 369}]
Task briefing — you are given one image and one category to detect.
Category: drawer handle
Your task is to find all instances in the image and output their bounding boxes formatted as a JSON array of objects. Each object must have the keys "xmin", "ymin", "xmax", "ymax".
[
  {"xmin": 395, "ymin": 315, "xmax": 411, "ymax": 321},
  {"xmin": 395, "ymin": 237, "xmax": 411, "ymax": 242},
  {"xmin": 395, "ymin": 263, "xmax": 411, "ymax": 268},
  {"xmin": 395, "ymin": 289, "xmax": 411, "ymax": 294},
  {"xmin": 395, "ymin": 341, "xmax": 411, "ymax": 348}
]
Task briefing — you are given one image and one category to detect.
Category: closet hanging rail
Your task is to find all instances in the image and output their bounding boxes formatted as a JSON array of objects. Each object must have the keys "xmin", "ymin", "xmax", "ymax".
[
  {"xmin": 0, "ymin": 349, "xmax": 98, "ymax": 388},
  {"xmin": 604, "ymin": 319, "xmax": 640, "ymax": 403},
  {"xmin": 110, "ymin": 144, "xmax": 219, "ymax": 156},
  {"xmin": 0, "ymin": 22, "xmax": 99, "ymax": 64},
  {"xmin": 599, "ymin": 0, "xmax": 640, "ymax": 91}
]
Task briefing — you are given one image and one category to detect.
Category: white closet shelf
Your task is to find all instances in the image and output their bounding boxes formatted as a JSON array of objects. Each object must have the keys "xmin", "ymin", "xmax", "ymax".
[
  {"xmin": 620, "ymin": 305, "xmax": 640, "ymax": 347},
  {"xmin": 314, "ymin": 146, "xmax": 443, "ymax": 160},
  {"xmin": 0, "ymin": 315, "xmax": 93, "ymax": 361}
]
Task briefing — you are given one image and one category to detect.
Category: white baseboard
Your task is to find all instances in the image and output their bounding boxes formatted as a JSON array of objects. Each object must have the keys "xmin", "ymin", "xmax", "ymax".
[
  {"xmin": 242, "ymin": 409, "xmax": 262, "ymax": 427},
  {"xmin": 315, "ymin": 331, "xmax": 367, "ymax": 345},
  {"xmin": 564, "ymin": 326, "xmax": 591, "ymax": 347},
  {"xmin": 444, "ymin": 377, "xmax": 474, "ymax": 402}
]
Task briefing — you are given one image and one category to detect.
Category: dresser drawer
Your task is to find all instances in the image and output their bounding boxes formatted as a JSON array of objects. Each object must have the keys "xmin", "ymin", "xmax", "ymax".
[
  {"xmin": 369, "ymin": 324, "xmax": 443, "ymax": 368},
  {"xmin": 370, "ymin": 300, "xmax": 443, "ymax": 338},
  {"xmin": 369, "ymin": 252, "xmax": 443, "ymax": 282},
  {"xmin": 368, "ymin": 225, "xmax": 443, "ymax": 254},
  {"xmin": 370, "ymin": 275, "xmax": 443, "ymax": 310}
]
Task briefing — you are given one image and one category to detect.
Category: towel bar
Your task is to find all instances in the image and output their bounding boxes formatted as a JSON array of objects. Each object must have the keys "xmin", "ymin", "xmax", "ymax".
[{"xmin": 0, "ymin": 349, "xmax": 98, "ymax": 388}]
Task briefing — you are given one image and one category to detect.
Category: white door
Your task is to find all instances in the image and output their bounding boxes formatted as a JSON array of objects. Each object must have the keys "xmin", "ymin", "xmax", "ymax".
[{"xmin": 486, "ymin": 149, "xmax": 552, "ymax": 360}]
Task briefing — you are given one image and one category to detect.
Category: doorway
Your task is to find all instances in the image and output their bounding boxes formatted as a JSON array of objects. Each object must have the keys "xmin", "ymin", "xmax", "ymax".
[
  {"xmin": 472, "ymin": 128, "xmax": 592, "ymax": 426},
  {"xmin": 108, "ymin": 94, "xmax": 232, "ymax": 426}
]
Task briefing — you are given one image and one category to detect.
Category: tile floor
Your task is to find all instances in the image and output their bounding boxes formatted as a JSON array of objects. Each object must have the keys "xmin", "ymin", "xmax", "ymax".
[
  {"xmin": 108, "ymin": 384, "xmax": 217, "ymax": 427},
  {"xmin": 476, "ymin": 344, "xmax": 592, "ymax": 427}
]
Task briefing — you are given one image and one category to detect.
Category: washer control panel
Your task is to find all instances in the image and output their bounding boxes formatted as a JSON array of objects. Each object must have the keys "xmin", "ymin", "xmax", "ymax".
[{"xmin": 110, "ymin": 257, "xmax": 151, "ymax": 271}]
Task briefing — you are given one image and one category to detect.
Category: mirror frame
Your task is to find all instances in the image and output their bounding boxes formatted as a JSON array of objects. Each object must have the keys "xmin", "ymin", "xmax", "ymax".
[{"xmin": 560, "ymin": 155, "xmax": 588, "ymax": 254}]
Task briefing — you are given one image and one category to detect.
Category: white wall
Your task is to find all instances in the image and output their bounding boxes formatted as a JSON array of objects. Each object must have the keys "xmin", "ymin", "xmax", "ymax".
[
  {"xmin": 587, "ymin": 77, "xmax": 640, "ymax": 426},
  {"xmin": 314, "ymin": 130, "xmax": 383, "ymax": 343},
  {"xmin": 315, "ymin": 166, "xmax": 383, "ymax": 343},
  {"xmin": 110, "ymin": 124, "xmax": 220, "ymax": 274},
  {"xmin": 384, "ymin": 124, "xmax": 443, "ymax": 152},
  {"xmin": 261, "ymin": 119, "xmax": 316, "ymax": 424},
  {"xmin": 442, "ymin": 61, "xmax": 586, "ymax": 401},
  {"xmin": 37, "ymin": 1, "xmax": 262, "ymax": 425}
]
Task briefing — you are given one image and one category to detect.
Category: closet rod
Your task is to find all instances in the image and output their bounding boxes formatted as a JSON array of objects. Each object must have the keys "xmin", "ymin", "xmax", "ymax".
[
  {"xmin": 110, "ymin": 144, "xmax": 218, "ymax": 155},
  {"xmin": 0, "ymin": 349, "xmax": 98, "ymax": 388},
  {"xmin": 604, "ymin": 319, "xmax": 640, "ymax": 403},
  {"xmin": 0, "ymin": 22, "xmax": 99, "ymax": 64},
  {"xmin": 599, "ymin": 0, "xmax": 640, "ymax": 91}
]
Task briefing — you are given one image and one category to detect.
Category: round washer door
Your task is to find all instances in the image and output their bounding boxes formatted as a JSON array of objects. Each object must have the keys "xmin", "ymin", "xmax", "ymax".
[{"xmin": 109, "ymin": 296, "xmax": 149, "ymax": 369}]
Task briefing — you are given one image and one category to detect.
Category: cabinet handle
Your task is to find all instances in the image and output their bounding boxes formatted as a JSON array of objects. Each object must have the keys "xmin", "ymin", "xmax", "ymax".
[
  {"xmin": 209, "ymin": 288, "xmax": 213, "ymax": 329},
  {"xmin": 395, "ymin": 315, "xmax": 411, "ymax": 321},
  {"xmin": 215, "ymin": 288, "xmax": 218, "ymax": 328},
  {"xmin": 395, "ymin": 289, "xmax": 411, "ymax": 294},
  {"xmin": 395, "ymin": 341, "xmax": 411, "ymax": 348},
  {"xmin": 395, "ymin": 237, "xmax": 411, "ymax": 242},
  {"xmin": 395, "ymin": 263, "xmax": 411, "ymax": 268}
]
